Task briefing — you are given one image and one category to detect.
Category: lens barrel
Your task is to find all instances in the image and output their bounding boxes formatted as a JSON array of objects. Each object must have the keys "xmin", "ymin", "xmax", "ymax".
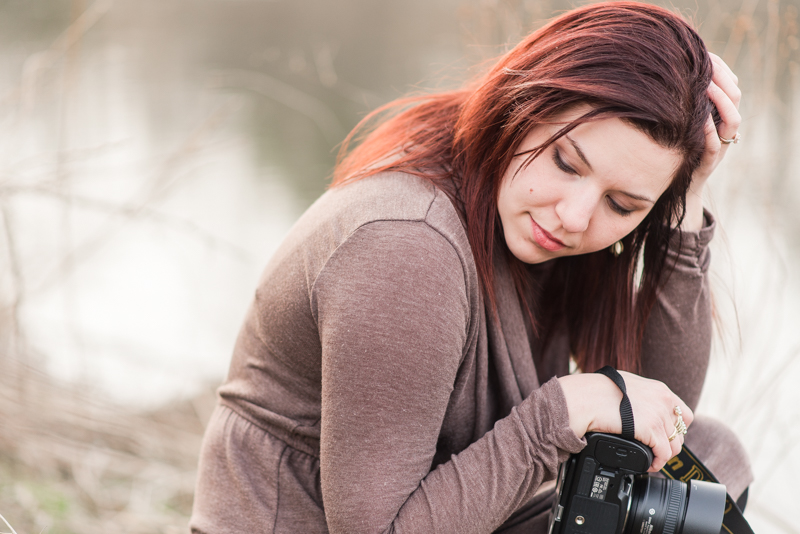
[
  {"xmin": 626, "ymin": 476, "xmax": 686, "ymax": 534},
  {"xmin": 625, "ymin": 477, "xmax": 725, "ymax": 534}
]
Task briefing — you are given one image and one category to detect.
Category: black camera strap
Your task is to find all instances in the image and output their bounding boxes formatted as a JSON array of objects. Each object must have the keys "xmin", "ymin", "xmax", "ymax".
[
  {"xmin": 595, "ymin": 366, "xmax": 635, "ymax": 440},
  {"xmin": 594, "ymin": 366, "xmax": 755, "ymax": 534},
  {"xmin": 661, "ymin": 446, "xmax": 755, "ymax": 534}
]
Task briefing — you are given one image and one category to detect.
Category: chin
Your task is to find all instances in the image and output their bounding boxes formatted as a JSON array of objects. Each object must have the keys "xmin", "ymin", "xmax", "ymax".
[{"xmin": 511, "ymin": 245, "xmax": 551, "ymax": 265}]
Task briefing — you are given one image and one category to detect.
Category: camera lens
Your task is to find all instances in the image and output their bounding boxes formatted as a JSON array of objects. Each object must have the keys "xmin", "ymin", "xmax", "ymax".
[{"xmin": 624, "ymin": 476, "xmax": 726, "ymax": 534}]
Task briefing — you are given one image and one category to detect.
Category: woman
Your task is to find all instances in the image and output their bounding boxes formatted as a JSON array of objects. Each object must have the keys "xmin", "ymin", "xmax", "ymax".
[{"xmin": 191, "ymin": 3, "xmax": 752, "ymax": 533}]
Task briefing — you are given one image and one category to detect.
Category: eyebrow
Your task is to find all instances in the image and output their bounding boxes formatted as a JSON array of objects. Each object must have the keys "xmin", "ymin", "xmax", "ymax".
[
  {"xmin": 564, "ymin": 134, "xmax": 655, "ymax": 205},
  {"xmin": 565, "ymin": 135, "xmax": 593, "ymax": 172},
  {"xmin": 619, "ymin": 191, "xmax": 655, "ymax": 204}
]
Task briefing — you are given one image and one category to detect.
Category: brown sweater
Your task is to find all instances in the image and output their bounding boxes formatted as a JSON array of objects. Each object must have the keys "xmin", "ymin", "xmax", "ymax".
[{"xmin": 190, "ymin": 172, "xmax": 740, "ymax": 534}]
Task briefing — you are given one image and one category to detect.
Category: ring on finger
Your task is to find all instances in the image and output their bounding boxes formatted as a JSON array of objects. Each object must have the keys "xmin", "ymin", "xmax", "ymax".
[
  {"xmin": 719, "ymin": 132, "xmax": 741, "ymax": 144},
  {"xmin": 673, "ymin": 405, "xmax": 688, "ymax": 437},
  {"xmin": 675, "ymin": 417, "xmax": 687, "ymax": 435},
  {"xmin": 668, "ymin": 427, "xmax": 679, "ymax": 442}
]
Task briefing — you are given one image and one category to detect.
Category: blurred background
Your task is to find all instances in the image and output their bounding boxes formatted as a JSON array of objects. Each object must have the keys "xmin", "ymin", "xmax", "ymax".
[{"xmin": 0, "ymin": 0, "xmax": 797, "ymax": 532}]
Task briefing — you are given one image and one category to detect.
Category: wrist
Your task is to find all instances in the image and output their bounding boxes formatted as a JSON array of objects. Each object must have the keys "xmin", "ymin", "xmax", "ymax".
[
  {"xmin": 558, "ymin": 374, "xmax": 622, "ymax": 438},
  {"xmin": 679, "ymin": 184, "xmax": 705, "ymax": 232}
]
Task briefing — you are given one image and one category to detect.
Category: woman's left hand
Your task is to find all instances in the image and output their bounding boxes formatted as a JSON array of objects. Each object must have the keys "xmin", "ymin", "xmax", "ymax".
[{"xmin": 682, "ymin": 53, "xmax": 741, "ymax": 231}]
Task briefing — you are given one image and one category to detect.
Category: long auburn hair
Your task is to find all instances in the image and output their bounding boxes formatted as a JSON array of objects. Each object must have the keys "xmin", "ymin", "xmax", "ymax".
[{"xmin": 331, "ymin": 2, "xmax": 714, "ymax": 373}]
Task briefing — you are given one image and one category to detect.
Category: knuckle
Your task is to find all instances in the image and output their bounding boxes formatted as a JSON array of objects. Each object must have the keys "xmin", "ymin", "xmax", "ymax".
[{"xmin": 649, "ymin": 419, "xmax": 664, "ymax": 433}]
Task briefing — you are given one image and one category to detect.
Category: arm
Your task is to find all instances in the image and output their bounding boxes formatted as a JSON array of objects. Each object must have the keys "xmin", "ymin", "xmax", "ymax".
[
  {"xmin": 314, "ymin": 221, "xmax": 584, "ymax": 534},
  {"xmin": 641, "ymin": 52, "xmax": 741, "ymax": 408},
  {"xmin": 639, "ymin": 213, "xmax": 716, "ymax": 411},
  {"xmin": 680, "ymin": 53, "xmax": 741, "ymax": 233}
]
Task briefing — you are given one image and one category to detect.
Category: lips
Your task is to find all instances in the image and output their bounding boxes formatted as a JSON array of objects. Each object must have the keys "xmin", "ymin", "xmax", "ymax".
[{"xmin": 530, "ymin": 217, "xmax": 566, "ymax": 252}]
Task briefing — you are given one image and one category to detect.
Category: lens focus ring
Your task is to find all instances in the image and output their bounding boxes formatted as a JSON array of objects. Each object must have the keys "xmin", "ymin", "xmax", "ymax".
[{"xmin": 663, "ymin": 480, "xmax": 684, "ymax": 534}]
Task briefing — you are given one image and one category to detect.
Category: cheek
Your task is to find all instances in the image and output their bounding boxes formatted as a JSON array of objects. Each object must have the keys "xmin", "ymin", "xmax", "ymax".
[
  {"xmin": 518, "ymin": 174, "xmax": 561, "ymax": 206},
  {"xmin": 601, "ymin": 214, "xmax": 649, "ymax": 245}
]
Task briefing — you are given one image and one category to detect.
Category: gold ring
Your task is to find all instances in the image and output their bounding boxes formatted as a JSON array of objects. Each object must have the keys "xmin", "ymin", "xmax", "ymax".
[
  {"xmin": 670, "ymin": 406, "xmax": 687, "ymax": 441},
  {"xmin": 668, "ymin": 427, "xmax": 679, "ymax": 442},
  {"xmin": 675, "ymin": 417, "xmax": 687, "ymax": 435}
]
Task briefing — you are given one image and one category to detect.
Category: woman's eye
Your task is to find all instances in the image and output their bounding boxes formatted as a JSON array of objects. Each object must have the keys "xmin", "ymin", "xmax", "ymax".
[
  {"xmin": 552, "ymin": 149, "xmax": 577, "ymax": 175},
  {"xmin": 607, "ymin": 196, "xmax": 634, "ymax": 217}
]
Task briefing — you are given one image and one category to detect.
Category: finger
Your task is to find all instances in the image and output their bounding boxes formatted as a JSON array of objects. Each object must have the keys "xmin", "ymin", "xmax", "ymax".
[
  {"xmin": 650, "ymin": 425, "xmax": 685, "ymax": 472},
  {"xmin": 699, "ymin": 112, "xmax": 723, "ymax": 168},
  {"xmin": 668, "ymin": 431, "xmax": 684, "ymax": 463},
  {"xmin": 668, "ymin": 400, "xmax": 690, "ymax": 458},
  {"xmin": 710, "ymin": 53, "xmax": 739, "ymax": 85},
  {"xmin": 710, "ymin": 52, "xmax": 738, "ymax": 85},
  {"xmin": 668, "ymin": 400, "xmax": 692, "ymax": 441},
  {"xmin": 708, "ymin": 81, "xmax": 741, "ymax": 140},
  {"xmin": 668, "ymin": 397, "xmax": 693, "ymax": 425},
  {"xmin": 651, "ymin": 399, "xmax": 691, "ymax": 472},
  {"xmin": 678, "ymin": 400, "xmax": 693, "ymax": 428},
  {"xmin": 711, "ymin": 61, "xmax": 742, "ymax": 109},
  {"xmin": 649, "ymin": 433, "xmax": 673, "ymax": 472}
]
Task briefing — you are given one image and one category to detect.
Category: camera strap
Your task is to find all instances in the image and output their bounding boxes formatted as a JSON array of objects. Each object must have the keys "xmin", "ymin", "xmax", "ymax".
[
  {"xmin": 595, "ymin": 366, "xmax": 635, "ymax": 440},
  {"xmin": 661, "ymin": 446, "xmax": 755, "ymax": 534},
  {"xmin": 593, "ymin": 366, "xmax": 755, "ymax": 534}
]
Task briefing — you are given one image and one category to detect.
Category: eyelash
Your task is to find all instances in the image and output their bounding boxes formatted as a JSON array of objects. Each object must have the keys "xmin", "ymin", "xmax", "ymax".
[
  {"xmin": 607, "ymin": 197, "xmax": 633, "ymax": 217},
  {"xmin": 553, "ymin": 148, "xmax": 634, "ymax": 217},
  {"xmin": 552, "ymin": 148, "xmax": 577, "ymax": 175}
]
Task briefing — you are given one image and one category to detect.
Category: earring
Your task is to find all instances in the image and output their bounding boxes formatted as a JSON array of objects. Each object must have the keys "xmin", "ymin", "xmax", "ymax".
[{"xmin": 610, "ymin": 241, "xmax": 623, "ymax": 257}]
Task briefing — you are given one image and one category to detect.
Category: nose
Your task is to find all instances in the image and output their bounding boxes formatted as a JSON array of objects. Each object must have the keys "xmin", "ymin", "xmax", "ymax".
[{"xmin": 555, "ymin": 185, "xmax": 601, "ymax": 234}]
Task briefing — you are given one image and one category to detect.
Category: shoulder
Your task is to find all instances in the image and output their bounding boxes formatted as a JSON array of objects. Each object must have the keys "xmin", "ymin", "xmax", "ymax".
[
  {"xmin": 282, "ymin": 172, "xmax": 475, "ymax": 284},
  {"xmin": 306, "ymin": 172, "xmax": 480, "ymax": 319},
  {"xmin": 318, "ymin": 171, "xmax": 439, "ymax": 222},
  {"xmin": 309, "ymin": 172, "xmax": 463, "ymax": 242}
]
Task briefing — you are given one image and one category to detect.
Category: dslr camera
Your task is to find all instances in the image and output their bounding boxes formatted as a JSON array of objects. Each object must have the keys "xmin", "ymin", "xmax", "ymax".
[{"xmin": 548, "ymin": 432, "xmax": 727, "ymax": 534}]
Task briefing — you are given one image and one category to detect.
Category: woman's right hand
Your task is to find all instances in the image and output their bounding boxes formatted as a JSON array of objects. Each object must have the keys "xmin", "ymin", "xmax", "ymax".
[{"xmin": 558, "ymin": 371, "xmax": 693, "ymax": 472}]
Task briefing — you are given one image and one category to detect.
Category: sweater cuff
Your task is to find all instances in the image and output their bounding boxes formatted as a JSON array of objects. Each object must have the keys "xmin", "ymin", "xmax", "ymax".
[
  {"xmin": 666, "ymin": 209, "xmax": 716, "ymax": 272},
  {"xmin": 519, "ymin": 377, "xmax": 586, "ymax": 461}
]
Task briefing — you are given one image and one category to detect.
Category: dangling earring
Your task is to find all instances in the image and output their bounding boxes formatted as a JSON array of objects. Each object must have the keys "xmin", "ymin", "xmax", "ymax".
[{"xmin": 610, "ymin": 240, "xmax": 623, "ymax": 257}]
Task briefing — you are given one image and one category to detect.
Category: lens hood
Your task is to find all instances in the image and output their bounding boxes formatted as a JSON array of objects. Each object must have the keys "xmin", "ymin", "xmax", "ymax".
[{"xmin": 680, "ymin": 479, "xmax": 727, "ymax": 534}]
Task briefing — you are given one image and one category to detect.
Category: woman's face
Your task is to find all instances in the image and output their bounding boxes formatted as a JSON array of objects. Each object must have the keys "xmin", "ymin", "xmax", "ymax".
[{"xmin": 497, "ymin": 110, "xmax": 683, "ymax": 264}]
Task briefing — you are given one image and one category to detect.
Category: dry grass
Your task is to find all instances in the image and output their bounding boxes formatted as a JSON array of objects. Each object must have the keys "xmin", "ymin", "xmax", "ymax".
[
  {"xmin": 0, "ymin": 2, "xmax": 233, "ymax": 531},
  {"xmin": 0, "ymin": 359, "xmax": 215, "ymax": 533}
]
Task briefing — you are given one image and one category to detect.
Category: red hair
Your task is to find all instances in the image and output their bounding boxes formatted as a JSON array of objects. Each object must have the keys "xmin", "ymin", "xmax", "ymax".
[{"xmin": 331, "ymin": 2, "xmax": 714, "ymax": 373}]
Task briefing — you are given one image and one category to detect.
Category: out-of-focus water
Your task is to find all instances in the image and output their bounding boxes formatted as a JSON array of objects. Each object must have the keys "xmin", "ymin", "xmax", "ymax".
[{"xmin": 1, "ymin": 0, "xmax": 798, "ymax": 531}]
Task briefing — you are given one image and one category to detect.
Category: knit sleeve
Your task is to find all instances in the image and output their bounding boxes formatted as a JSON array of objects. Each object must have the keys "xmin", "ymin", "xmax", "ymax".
[
  {"xmin": 640, "ymin": 210, "xmax": 716, "ymax": 411},
  {"xmin": 312, "ymin": 220, "xmax": 584, "ymax": 534}
]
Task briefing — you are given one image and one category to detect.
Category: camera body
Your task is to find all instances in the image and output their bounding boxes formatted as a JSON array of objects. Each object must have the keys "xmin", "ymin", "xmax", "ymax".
[
  {"xmin": 548, "ymin": 432, "xmax": 726, "ymax": 534},
  {"xmin": 548, "ymin": 432, "xmax": 651, "ymax": 534}
]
